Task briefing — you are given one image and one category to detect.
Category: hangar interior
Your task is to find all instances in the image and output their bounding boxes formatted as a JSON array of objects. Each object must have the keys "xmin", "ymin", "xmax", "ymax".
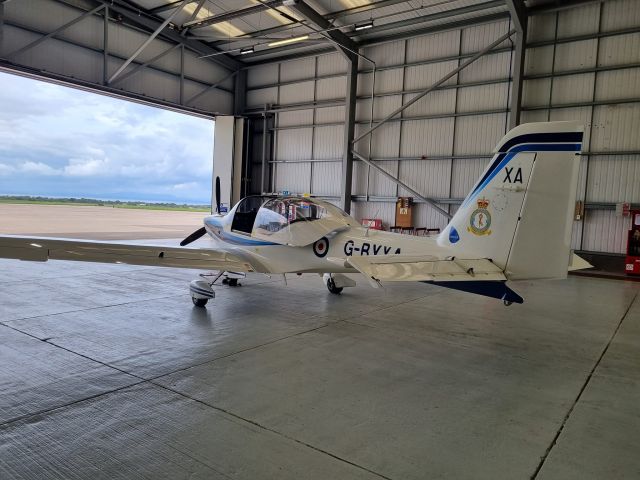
[{"xmin": 1, "ymin": 1, "xmax": 640, "ymax": 479}]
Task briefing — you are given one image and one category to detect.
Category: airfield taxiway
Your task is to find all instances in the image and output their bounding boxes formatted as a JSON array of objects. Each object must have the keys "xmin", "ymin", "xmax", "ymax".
[{"xmin": 0, "ymin": 207, "xmax": 639, "ymax": 479}]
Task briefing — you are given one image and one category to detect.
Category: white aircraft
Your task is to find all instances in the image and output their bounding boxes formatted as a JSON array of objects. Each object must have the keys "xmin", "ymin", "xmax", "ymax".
[{"xmin": 0, "ymin": 121, "xmax": 591, "ymax": 307}]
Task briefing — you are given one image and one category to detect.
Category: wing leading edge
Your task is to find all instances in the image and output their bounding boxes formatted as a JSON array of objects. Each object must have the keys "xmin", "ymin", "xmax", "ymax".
[{"xmin": 0, "ymin": 235, "xmax": 256, "ymax": 272}]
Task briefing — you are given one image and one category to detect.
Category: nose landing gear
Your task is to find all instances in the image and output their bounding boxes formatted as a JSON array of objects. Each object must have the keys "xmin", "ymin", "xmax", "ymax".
[
  {"xmin": 189, "ymin": 271, "xmax": 247, "ymax": 307},
  {"xmin": 190, "ymin": 279, "xmax": 215, "ymax": 307}
]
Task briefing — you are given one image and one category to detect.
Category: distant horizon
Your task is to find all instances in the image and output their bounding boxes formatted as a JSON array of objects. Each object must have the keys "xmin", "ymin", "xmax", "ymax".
[
  {"xmin": 0, "ymin": 193, "xmax": 210, "ymax": 206},
  {"xmin": 0, "ymin": 72, "xmax": 215, "ymax": 204}
]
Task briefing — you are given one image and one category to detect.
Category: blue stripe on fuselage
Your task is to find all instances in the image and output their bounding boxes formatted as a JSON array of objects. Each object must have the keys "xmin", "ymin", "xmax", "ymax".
[{"xmin": 220, "ymin": 232, "xmax": 278, "ymax": 246}]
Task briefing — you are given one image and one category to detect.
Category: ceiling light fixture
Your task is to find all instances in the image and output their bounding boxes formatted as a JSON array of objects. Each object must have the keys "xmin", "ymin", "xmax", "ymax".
[
  {"xmin": 268, "ymin": 35, "xmax": 309, "ymax": 47},
  {"xmin": 354, "ymin": 20, "xmax": 374, "ymax": 31},
  {"xmin": 240, "ymin": 46, "xmax": 255, "ymax": 54}
]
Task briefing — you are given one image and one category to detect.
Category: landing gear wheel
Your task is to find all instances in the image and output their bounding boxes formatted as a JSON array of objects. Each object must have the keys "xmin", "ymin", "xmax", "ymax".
[
  {"xmin": 503, "ymin": 300, "xmax": 513, "ymax": 307},
  {"xmin": 192, "ymin": 297, "xmax": 208, "ymax": 307},
  {"xmin": 222, "ymin": 278, "xmax": 241, "ymax": 287},
  {"xmin": 326, "ymin": 277, "xmax": 343, "ymax": 295}
]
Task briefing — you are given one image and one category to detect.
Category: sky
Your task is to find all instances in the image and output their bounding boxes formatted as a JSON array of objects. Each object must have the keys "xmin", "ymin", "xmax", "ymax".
[{"xmin": 0, "ymin": 72, "xmax": 215, "ymax": 204}]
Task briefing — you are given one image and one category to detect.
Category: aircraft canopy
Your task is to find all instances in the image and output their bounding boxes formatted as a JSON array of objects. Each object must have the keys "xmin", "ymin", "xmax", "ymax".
[{"xmin": 251, "ymin": 197, "xmax": 355, "ymax": 246}]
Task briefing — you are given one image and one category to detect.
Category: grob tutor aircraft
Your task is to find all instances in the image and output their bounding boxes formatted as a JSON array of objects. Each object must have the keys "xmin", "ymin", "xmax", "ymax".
[{"xmin": 0, "ymin": 121, "xmax": 591, "ymax": 307}]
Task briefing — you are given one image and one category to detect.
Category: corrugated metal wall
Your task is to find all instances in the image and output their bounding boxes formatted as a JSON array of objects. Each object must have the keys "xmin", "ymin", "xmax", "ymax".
[
  {"xmin": 522, "ymin": 0, "xmax": 640, "ymax": 253},
  {"xmin": 2, "ymin": 0, "xmax": 234, "ymax": 114},
  {"xmin": 248, "ymin": 0, "xmax": 638, "ymax": 254},
  {"xmin": 246, "ymin": 18, "xmax": 513, "ymax": 222}
]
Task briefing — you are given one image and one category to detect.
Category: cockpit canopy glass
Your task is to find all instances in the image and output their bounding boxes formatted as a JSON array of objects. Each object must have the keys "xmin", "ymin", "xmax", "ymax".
[
  {"xmin": 254, "ymin": 198, "xmax": 330, "ymax": 233},
  {"xmin": 251, "ymin": 197, "xmax": 354, "ymax": 246}
]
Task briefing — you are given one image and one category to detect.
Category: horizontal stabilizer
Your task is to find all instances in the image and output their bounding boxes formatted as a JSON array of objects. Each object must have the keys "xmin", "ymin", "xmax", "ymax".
[
  {"xmin": 427, "ymin": 281, "xmax": 524, "ymax": 304},
  {"xmin": 568, "ymin": 253, "xmax": 593, "ymax": 271},
  {"xmin": 347, "ymin": 255, "xmax": 506, "ymax": 283}
]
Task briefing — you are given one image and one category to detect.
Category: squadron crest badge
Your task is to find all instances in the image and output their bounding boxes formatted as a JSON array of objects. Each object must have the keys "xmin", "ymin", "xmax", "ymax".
[{"xmin": 468, "ymin": 197, "xmax": 492, "ymax": 236}]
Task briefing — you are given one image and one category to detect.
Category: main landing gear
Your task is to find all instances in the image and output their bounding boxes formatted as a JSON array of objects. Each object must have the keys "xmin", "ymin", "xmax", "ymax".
[
  {"xmin": 326, "ymin": 276, "xmax": 344, "ymax": 295},
  {"xmin": 322, "ymin": 273, "xmax": 356, "ymax": 295}
]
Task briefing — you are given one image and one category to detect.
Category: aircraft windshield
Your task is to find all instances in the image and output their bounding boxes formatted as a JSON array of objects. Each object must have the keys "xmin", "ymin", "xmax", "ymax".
[
  {"xmin": 251, "ymin": 197, "xmax": 354, "ymax": 246},
  {"xmin": 254, "ymin": 198, "xmax": 328, "ymax": 233}
]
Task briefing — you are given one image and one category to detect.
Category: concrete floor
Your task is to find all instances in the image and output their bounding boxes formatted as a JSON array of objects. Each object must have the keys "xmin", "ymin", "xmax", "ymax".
[{"xmin": 1, "ymin": 253, "xmax": 639, "ymax": 479}]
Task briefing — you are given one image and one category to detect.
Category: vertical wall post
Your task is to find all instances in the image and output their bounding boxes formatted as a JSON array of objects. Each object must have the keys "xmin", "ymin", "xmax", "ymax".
[
  {"xmin": 506, "ymin": 0, "xmax": 527, "ymax": 129},
  {"xmin": 1, "ymin": 2, "xmax": 5, "ymax": 58},
  {"xmin": 261, "ymin": 112, "xmax": 268, "ymax": 194},
  {"xmin": 103, "ymin": 5, "xmax": 109, "ymax": 85},
  {"xmin": 234, "ymin": 69, "xmax": 247, "ymax": 116},
  {"xmin": 341, "ymin": 54, "xmax": 358, "ymax": 214},
  {"xmin": 180, "ymin": 44, "xmax": 185, "ymax": 104},
  {"xmin": 509, "ymin": 30, "xmax": 526, "ymax": 129}
]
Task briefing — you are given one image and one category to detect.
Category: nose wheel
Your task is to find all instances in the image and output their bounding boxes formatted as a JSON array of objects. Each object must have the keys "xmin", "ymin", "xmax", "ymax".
[
  {"xmin": 190, "ymin": 279, "xmax": 215, "ymax": 308},
  {"xmin": 192, "ymin": 297, "xmax": 209, "ymax": 307}
]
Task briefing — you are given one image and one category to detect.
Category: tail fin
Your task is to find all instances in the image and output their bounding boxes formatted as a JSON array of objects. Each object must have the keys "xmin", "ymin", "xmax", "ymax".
[{"xmin": 438, "ymin": 121, "xmax": 584, "ymax": 280}]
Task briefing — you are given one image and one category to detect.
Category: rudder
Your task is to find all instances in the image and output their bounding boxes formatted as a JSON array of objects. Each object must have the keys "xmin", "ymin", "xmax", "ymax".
[{"xmin": 438, "ymin": 121, "xmax": 584, "ymax": 279}]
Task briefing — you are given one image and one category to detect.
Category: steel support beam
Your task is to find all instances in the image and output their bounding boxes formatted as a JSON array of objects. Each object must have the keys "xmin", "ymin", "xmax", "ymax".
[
  {"xmin": 5, "ymin": 19, "xmax": 231, "ymax": 94},
  {"xmin": 234, "ymin": 68, "xmax": 247, "ymax": 115},
  {"xmin": 7, "ymin": 4, "xmax": 104, "ymax": 60},
  {"xmin": 185, "ymin": 70, "xmax": 237, "ymax": 106},
  {"xmin": 506, "ymin": 0, "xmax": 527, "ymax": 129},
  {"xmin": 110, "ymin": 43, "xmax": 181, "ymax": 86},
  {"xmin": 285, "ymin": 0, "xmax": 359, "ymax": 212},
  {"xmin": 150, "ymin": 0, "xmax": 199, "ymax": 15},
  {"xmin": 341, "ymin": 56, "xmax": 357, "ymax": 214},
  {"xmin": 352, "ymin": 29, "xmax": 515, "ymax": 145},
  {"xmin": 108, "ymin": 0, "xmax": 189, "ymax": 84},
  {"xmin": 181, "ymin": 0, "xmax": 205, "ymax": 35},
  {"xmin": 528, "ymin": 0, "xmax": 610, "ymax": 15},
  {"xmin": 288, "ymin": 0, "xmax": 359, "ymax": 61},
  {"xmin": 0, "ymin": 59, "xmax": 216, "ymax": 117},
  {"xmin": 357, "ymin": 0, "xmax": 503, "ymax": 40},
  {"xmin": 505, "ymin": 0, "xmax": 527, "ymax": 31},
  {"xmin": 350, "ymin": 30, "xmax": 514, "ymax": 220},
  {"xmin": 0, "ymin": 1, "xmax": 4, "ymax": 58},
  {"xmin": 96, "ymin": 0, "xmax": 240, "ymax": 71},
  {"xmin": 180, "ymin": 44, "xmax": 185, "ymax": 104},
  {"xmin": 352, "ymin": 151, "xmax": 452, "ymax": 219},
  {"xmin": 184, "ymin": 1, "xmax": 286, "ymax": 29},
  {"xmin": 261, "ymin": 113, "xmax": 268, "ymax": 194},
  {"xmin": 102, "ymin": 5, "xmax": 108, "ymax": 85},
  {"xmin": 509, "ymin": 31, "xmax": 526, "ymax": 128},
  {"xmin": 325, "ymin": 0, "xmax": 408, "ymax": 20}
]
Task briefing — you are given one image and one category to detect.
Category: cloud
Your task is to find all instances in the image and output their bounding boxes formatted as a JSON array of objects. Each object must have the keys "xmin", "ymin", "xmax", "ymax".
[
  {"xmin": 0, "ymin": 72, "xmax": 215, "ymax": 203},
  {"xmin": 63, "ymin": 157, "xmax": 109, "ymax": 176},
  {"xmin": 0, "ymin": 163, "xmax": 16, "ymax": 175},
  {"xmin": 21, "ymin": 161, "xmax": 60, "ymax": 176}
]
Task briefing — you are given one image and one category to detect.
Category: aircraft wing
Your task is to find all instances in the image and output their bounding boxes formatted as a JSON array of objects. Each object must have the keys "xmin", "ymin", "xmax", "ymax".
[
  {"xmin": 0, "ymin": 235, "xmax": 256, "ymax": 272},
  {"xmin": 346, "ymin": 255, "xmax": 506, "ymax": 284}
]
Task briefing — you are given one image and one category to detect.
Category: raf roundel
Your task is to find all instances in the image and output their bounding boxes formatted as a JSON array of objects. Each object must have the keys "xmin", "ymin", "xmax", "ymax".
[{"xmin": 313, "ymin": 237, "xmax": 329, "ymax": 258}]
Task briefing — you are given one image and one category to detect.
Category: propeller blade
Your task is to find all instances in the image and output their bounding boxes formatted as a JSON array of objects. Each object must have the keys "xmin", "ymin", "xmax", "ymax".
[
  {"xmin": 180, "ymin": 227, "xmax": 207, "ymax": 246},
  {"xmin": 215, "ymin": 176, "xmax": 221, "ymax": 214}
]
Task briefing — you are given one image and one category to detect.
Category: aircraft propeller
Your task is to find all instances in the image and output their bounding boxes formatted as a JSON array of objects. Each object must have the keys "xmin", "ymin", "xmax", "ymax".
[
  {"xmin": 180, "ymin": 227, "xmax": 206, "ymax": 246},
  {"xmin": 215, "ymin": 176, "xmax": 221, "ymax": 214},
  {"xmin": 180, "ymin": 176, "xmax": 222, "ymax": 247}
]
